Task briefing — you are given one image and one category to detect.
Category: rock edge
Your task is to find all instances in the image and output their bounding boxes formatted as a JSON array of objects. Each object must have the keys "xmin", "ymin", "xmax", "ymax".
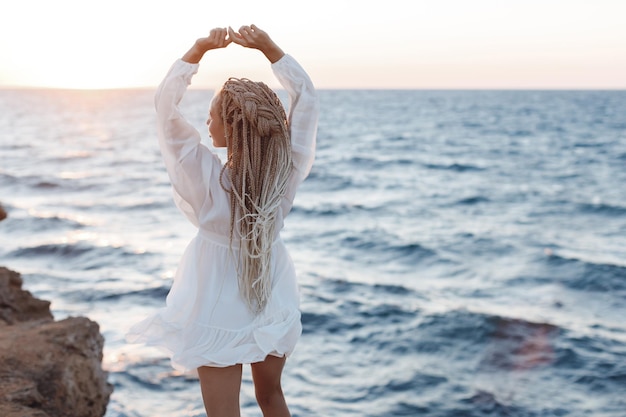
[{"xmin": 0, "ymin": 266, "xmax": 113, "ymax": 417}]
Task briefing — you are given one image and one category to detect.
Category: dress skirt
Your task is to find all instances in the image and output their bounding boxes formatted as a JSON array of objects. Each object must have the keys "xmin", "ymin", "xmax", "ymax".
[{"xmin": 126, "ymin": 229, "xmax": 302, "ymax": 371}]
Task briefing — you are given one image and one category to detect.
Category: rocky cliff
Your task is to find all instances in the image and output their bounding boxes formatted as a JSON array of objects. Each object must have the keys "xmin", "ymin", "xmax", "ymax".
[{"xmin": 0, "ymin": 205, "xmax": 113, "ymax": 416}]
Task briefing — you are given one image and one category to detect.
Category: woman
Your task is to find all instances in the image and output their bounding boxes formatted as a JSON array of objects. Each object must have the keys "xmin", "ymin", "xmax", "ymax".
[{"xmin": 127, "ymin": 25, "xmax": 318, "ymax": 416}]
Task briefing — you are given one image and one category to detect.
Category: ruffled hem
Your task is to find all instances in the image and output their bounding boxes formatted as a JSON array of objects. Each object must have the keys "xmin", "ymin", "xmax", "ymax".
[{"xmin": 126, "ymin": 307, "xmax": 302, "ymax": 371}]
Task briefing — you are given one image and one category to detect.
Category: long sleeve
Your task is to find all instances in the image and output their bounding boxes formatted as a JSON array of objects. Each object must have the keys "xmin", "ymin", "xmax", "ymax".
[
  {"xmin": 271, "ymin": 55, "xmax": 319, "ymax": 186},
  {"xmin": 154, "ymin": 59, "xmax": 223, "ymax": 227}
]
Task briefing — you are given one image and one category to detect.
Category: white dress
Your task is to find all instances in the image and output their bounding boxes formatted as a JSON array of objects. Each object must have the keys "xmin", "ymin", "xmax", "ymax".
[{"xmin": 126, "ymin": 54, "xmax": 318, "ymax": 371}]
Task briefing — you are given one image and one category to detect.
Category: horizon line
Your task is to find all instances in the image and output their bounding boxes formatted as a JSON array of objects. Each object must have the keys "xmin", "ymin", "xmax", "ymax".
[{"xmin": 1, "ymin": 85, "xmax": 626, "ymax": 92}]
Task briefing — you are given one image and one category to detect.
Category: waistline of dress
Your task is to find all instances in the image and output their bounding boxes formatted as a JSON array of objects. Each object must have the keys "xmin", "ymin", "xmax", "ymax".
[
  {"xmin": 197, "ymin": 229, "xmax": 232, "ymax": 247},
  {"xmin": 197, "ymin": 228, "xmax": 282, "ymax": 249}
]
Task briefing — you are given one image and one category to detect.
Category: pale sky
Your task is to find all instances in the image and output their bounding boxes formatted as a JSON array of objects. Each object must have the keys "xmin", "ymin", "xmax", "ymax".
[{"xmin": 1, "ymin": 0, "xmax": 625, "ymax": 89}]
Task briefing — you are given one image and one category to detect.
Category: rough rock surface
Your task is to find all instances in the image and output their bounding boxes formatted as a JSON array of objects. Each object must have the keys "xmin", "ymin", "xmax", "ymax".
[{"xmin": 0, "ymin": 266, "xmax": 113, "ymax": 417}]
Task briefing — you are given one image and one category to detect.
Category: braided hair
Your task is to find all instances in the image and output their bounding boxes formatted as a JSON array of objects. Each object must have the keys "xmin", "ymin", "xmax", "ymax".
[{"xmin": 217, "ymin": 78, "xmax": 292, "ymax": 314}]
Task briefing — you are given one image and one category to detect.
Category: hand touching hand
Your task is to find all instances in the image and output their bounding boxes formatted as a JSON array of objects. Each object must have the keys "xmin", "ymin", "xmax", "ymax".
[
  {"xmin": 182, "ymin": 28, "xmax": 231, "ymax": 63},
  {"xmin": 181, "ymin": 25, "xmax": 284, "ymax": 64},
  {"xmin": 228, "ymin": 24, "xmax": 284, "ymax": 63}
]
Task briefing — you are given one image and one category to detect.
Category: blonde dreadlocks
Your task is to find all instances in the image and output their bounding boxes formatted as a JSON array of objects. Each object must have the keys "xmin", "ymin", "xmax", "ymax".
[{"xmin": 217, "ymin": 78, "xmax": 292, "ymax": 314}]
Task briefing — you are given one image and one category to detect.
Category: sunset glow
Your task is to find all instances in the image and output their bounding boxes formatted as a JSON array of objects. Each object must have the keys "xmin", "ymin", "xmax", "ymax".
[{"xmin": 1, "ymin": 0, "xmax": 625, "ymax": 89}]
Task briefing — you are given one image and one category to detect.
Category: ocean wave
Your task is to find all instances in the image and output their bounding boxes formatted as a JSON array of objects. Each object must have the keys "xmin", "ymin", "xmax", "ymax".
[
  {"xmin": 116, "ymin": 286, "xmax": 171, "ymax": 301},
  {"xmin": 5, "ymin": 173, "xmax": 98, "ymax": 192},
  {"xmin": 346, "ymin": 156, "xmax": 388, "ymax": 169},
  {"xmin": 302, "ymin": 303, "xmax": 416, "ymax": 336},
  {"xmin": 508, "ymin": 129, "xmax": 533, "ymax": 137},
  {"xmin": 9, "ymin": 242, "xmax": 94, "ymax": 258},
  {"xmin": 3, "ymin": 214, "xmax": 86, "ymax": 233},
  {"xmin": 559, "ymin": 332, "xmax": 626, "ymax": 394},
  {"xmin": 577, "ymin": 202, "xmax": 626, "ymax": 216},
  {"xmin": 8, "ymin": 242, "xmax": 154, "ymax": 271},
  {"xmin": 335, "ymin": 236, "xmax": 441, "ymax": 268},
  {"xmin": 301, "ymin": 311, "xmax": 363, "ymax": 334},
  {"xmin": 339, "ymin": 233, "xmax": 437, "ymax": 266},
  {"xmin": 0, "ymin": 142, "xmax": 32, "ymax": 151},
  {"xmin": 304, "ymin": 170, "xmax": 354, "ymax": 190},
  {"xmin": 0, "ymin": 172, "xmax": 18, "ymax": 184},
  {"xmin": 378, "ymin": 402, "xmax": 431, "ymax": 416},
  {"xmin": 302, "ymin": 278, "xmax": 418, "ymax": 336},
  {"xmin": 64, "ymin": 285, "xmax": 170, "ymax": 303},
  {"xmin": 115, "ymin": 359, "xmax": 181, "ymax": 391},
  {"xmin": 291, "ymin": 201, "xmax": 384, "ymax": 217},
  {"xmin": 423, "ymin": 162, "xmax": 485, "ymax": 172},
  {"xmin": 372, "ymin": 282, "xmax": 414, "ymax": 296},
  {"xmin": 33, "ymin": 180, "xmax": 61, "ymax": 189},
  {"xmin": 344, "ymin": 155, "xmax": 415, "ymax": 170},
  {"xmin": 117, "ymin": 200, "xmax": 172, "ymax": 211},
  {"xmin": 358, "ymin": 372, "xmax": 446, "ymax": 413},
  {"xmin": 455, "ymin": 195, "xmax": 490, "ymax": 205},
  {"xmin": 457, "ymin": 389, "xmax": 527, "ymax": 417},
  {"xmin": 63, "ymin": 199, "xmax": 172, "ymax": 213},
  {"xmin": 545, "ymin": 254, "xmax": 626, "ymax": 293},
  {"xmin": 573, "ymin": 141, "xmax": 606, "ymax": 148}
]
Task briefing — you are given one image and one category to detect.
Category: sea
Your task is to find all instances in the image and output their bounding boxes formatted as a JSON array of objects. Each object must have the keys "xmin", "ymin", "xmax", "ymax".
[{"xmin": 1, "ymin": 87, "xmax": 625, "ymax": 417}]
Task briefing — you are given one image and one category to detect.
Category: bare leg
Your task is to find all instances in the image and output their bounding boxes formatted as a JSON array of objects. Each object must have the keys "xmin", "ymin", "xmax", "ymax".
[
  {"xmin": 251, "ymin": 355, "xmax": 291, "ymax": 417},
  {"xmin": 197, "ymin": 364, "xmax": 242, "ymax": 417}
]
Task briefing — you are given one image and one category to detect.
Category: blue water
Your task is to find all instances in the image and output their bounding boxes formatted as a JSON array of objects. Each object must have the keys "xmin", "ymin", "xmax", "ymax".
[{"xmin": 1, "ymin": 88, "xmax": 625, "ymax": 416}]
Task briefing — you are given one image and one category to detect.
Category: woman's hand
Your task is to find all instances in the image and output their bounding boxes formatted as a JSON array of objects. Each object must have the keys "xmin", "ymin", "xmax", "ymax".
[
  {"xmin": 182, "ymin": 28, "xmax": 231, "ymax": 64},
  {"xmin": 228, "ymin": 24, "xmax": 285, "ymax": 63}
]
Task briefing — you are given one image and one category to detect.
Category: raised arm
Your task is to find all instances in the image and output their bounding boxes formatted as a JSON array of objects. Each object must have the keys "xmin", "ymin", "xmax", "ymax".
[
  {"xmin": 229, "ymin": 25, "xmax": 319, "ymax": 185},
  {"xmin": 154, "ymin": 29, "xmax": 231, "ymax": 227}
]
